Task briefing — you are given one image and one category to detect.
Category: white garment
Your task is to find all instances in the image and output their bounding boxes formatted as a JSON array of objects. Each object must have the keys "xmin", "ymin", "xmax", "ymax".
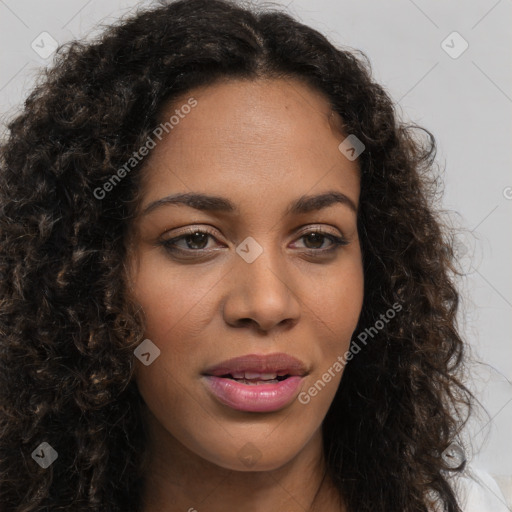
[{"xmin": 452, "ymin": 466, "xmax": 510, "ymax": 512}]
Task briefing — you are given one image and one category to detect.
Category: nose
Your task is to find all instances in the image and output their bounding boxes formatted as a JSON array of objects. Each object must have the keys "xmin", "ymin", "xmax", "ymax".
[{"xmin": 223, "ymin": 245, "xmax": 301, "ymax": 333}]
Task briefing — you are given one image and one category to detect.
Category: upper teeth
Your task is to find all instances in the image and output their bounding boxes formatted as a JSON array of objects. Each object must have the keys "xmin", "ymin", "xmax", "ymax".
[{"xmin": 230, "ymin": 372, "xmax": 283, "ymax": 380}]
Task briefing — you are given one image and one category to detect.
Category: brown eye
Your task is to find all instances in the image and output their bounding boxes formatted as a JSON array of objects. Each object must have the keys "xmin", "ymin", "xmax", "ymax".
[
  {"xmin": 178, "ymin": 231, "xmax": 210, "ymax": 250},
  {"xmin": 302, "ymin": 232, "xmax": 328, "ymax": 249},
  {"xmin": 158, "ymin": 227, "xmax": 348, "ymax": 260},
  {"xmin": 293, "ymin": 230, "xmax": 348, "ymax": 253},
  {"xmin": 159, "ymin": 227, "xmax": 221, "ymax": 256}
]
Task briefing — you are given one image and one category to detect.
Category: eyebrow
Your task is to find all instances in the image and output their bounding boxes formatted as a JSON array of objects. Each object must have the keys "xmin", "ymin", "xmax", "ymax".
[{"xmin": 140, "ymin": 190, "xmax": 357, "ymax": 217}]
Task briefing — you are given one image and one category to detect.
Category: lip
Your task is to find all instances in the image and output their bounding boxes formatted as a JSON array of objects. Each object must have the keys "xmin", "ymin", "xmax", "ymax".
[
  {"xmin": 202, "ymin": 352, "xmax": 308, "ymax": 377},
  {"xmin": 201, "ymin": 352, "xmax": 308, "ymax": 413},
  {"xmin": 202, "ymin": 375, "xmax": 304, "ymax": 412}
]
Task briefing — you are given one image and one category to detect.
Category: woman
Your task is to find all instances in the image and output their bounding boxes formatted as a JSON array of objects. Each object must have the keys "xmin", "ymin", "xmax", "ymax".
[{"xmin": 0, "ymin": 0, "xmax": 505, "ymax": 510}]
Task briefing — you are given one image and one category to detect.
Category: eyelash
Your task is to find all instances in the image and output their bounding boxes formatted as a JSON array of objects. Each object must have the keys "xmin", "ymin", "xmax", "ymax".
[{"xmin": 158, "ymin": 226, "xmax": 349, "ymax": 258}]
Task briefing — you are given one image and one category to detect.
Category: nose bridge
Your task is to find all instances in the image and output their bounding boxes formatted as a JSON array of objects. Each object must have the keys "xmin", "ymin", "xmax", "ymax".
[{"xmin": 224, "ymin": 234, "xmax": 300, "ymax": 331}]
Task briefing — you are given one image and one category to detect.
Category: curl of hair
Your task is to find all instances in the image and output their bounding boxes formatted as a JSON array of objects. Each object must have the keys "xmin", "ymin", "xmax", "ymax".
[{"xmin": 0, "ymin": 0, "xmax": 473, "ymax": 510}]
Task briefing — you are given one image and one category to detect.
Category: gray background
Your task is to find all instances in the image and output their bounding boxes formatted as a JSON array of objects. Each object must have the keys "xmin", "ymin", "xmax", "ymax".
[{"xmin": 1, "ymin": 0, "xmax": 511, "ymax": 506}]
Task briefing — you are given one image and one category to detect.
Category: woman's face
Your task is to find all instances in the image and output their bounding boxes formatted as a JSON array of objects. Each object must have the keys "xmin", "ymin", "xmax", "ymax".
[{"xmin": 126, "ymin": 77, "xmax": 364, "ymax": 472}]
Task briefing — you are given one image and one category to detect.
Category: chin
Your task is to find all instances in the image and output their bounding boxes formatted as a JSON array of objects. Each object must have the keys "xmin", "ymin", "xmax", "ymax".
[{"xmin": 195, "ymin": 437, "xmax": 305, "ymax": 473}]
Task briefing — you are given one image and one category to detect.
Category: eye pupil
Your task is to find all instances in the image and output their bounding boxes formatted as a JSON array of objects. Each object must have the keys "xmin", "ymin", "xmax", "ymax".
[
  {"xmin": 186, "ymin": 232, "xmax": 209, "ymax": 249},
  {"xmin": 304, "ymin": 233, "xmax": 324, "ymax": 249}
]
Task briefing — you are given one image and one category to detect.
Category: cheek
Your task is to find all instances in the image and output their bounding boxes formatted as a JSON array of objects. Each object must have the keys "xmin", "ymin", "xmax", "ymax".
[
  {"xmin": 130, "ymin": 263, "xmax": 209, "ymax": 434},
  {"xmin": 298, "ymin": 266, "xmax": 363, "ymax": 409},
  {"xmin": 130, "ymin": 250, "xmax": 221, "ymax": 344},
  {"xmin": 308, "ymin": 258, "xmax": 364, "ymax": 342},
  {"xmin": 303, "ymin": 259, "xmax": 364, "ymax": 397},
  {"xmin": 129, "ymin": 251, "xmax": 223, "ymax": 397}
]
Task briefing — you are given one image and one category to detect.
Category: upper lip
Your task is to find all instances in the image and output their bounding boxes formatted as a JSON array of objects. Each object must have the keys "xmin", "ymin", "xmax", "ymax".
[{"xmin": 202, "ymin": 352, "xmax": 308, "ymax": 377}]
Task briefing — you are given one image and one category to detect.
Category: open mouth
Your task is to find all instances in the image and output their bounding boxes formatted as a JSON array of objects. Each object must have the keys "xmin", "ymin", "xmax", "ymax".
[
  {"xmin": 220, "ymin": 372, "xmax": 291, "ymax": 385},
  {"xmin": 202, "ymin": 353, "xmax": 307, "ymax": 411},
  {"xmin": 202, "ymin": 372, "xmax": 304, "ymax": 412}
]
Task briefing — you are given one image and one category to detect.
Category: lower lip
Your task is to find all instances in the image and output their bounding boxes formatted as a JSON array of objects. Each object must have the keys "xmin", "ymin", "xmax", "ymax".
[{"xmin": 202, "ymin": 375, "xmax": 303, "ymax": 412}]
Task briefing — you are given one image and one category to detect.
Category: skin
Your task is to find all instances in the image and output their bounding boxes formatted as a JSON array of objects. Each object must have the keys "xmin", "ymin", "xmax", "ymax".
[{"xmin": 125, "ymin": 77, "xmax": 364, "ymax": 512}]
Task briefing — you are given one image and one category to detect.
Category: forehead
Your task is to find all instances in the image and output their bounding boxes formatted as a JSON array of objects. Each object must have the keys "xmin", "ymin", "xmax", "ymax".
[
  {"xmin": 155, "ymin": 76, "xmax": 345, "ymax": 151},
  {"xmin": 135, "ymin": 77, "xmax": 360, "ymax": 215}
]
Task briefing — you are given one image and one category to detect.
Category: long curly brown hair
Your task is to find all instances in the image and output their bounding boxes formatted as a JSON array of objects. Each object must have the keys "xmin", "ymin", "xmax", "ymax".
[{"xmin": 0, "ymin": 0, "xmax": 474, "ymax": 510}]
